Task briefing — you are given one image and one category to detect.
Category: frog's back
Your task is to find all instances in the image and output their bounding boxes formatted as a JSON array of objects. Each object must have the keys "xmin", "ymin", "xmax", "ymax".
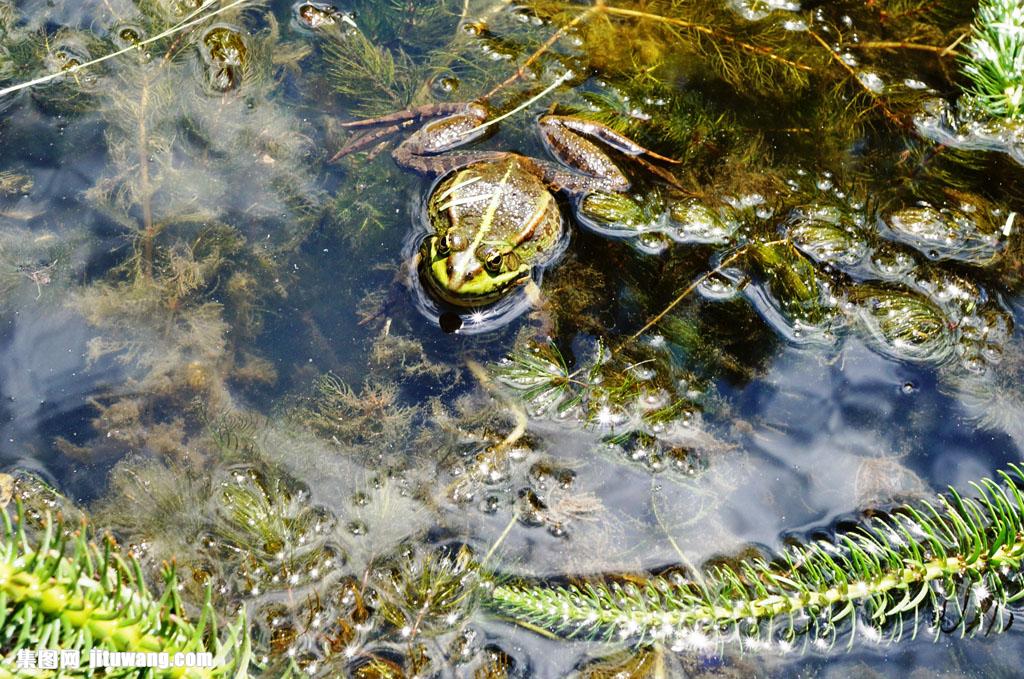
[{"xmin": 428, "ymin": 156, "xmax": 563, "ymax": 265}]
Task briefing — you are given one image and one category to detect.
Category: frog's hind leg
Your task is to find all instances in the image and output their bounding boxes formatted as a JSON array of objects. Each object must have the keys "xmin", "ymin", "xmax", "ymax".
[
  {"xmin": 538, "ymin": 115, "xmax": 683, "ymax": 192},
  {"xmin": 332, "ymin": 103, "xmax": 490, "ymax": 162},
  {"xmin": 398, "ymin": 150, "xmax": 506, "ymax": 176},
  {"xmin": 341, "ymin": 103, "xmax": 480, "ymax": 129},
  {"xmin": 330, "ymin": 120, "xmax": 413, "ymax": 161},
  {"xmin": 539, "ymin": 115, "xmax": 681, "ymax": 164}
]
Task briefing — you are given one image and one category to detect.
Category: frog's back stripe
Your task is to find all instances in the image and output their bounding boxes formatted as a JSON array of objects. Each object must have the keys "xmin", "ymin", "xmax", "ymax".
[
  {"xmin": 470, "ymin": 159, "xmax": 518, "ymax": 253},
  {"xmin": 443, "ymin": 159, "xmax": 518, "ymax": 287}
]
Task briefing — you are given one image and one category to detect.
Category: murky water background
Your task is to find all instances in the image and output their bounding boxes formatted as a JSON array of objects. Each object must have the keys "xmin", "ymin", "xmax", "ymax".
[{"xmin": 2, "ymin": 0, "xmax": 1024, "ymax": 676}]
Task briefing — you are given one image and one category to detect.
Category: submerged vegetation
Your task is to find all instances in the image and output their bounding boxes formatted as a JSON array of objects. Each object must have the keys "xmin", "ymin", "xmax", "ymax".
[
  {"xmin": 961, "ymin": 0, "xmax": 1024, "ymax": 119},
  {"xmin": 490, "ymin": 465, "xmax": 1024, "ymax": 652},
  {"xmin": 11, "ymin": 454, "xmax": 1024, "ymax": 672},
  {"xmin": 0, "ymin": 478, "xmax": 250, "ymax": 678},
  {"xmin": 1, "ymin": 0, "xmax": 1024, "ymax": 676}
]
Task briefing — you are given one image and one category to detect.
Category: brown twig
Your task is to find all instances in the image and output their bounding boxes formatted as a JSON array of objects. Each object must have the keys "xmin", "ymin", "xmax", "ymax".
[
  {"xmin": 807, "ymin": 30, "xmax": 904, "ymax": 127},
  {"xmin": 613, "ymin": 239, "xmax": 789, "ymax": 355},
  {"xmin": 847, "ymin": 40, "xmax": 958, "ymax": 55},
  {"xmin": 600, "ymin": 5, "xmax": 813, "ymax": 73},
  {"xmin": 941, "ymin": 31, "xmax": 969, "ymax": 58}
]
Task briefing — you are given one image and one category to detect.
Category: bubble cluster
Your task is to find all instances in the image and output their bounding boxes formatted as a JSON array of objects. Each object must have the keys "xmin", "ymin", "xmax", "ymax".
[
  {"xmin": 493, "ymin": 338, "xmax": 723, "ymax": 479},
  {"xmin": 577, "ymin": 190, "xmax": 741, "ymax": 255},
  {"xmin": 846, "ymin": 285, "xmax": 955, "ymax": 364},
  {"xmin": 881, "ymin": 201, "xmax": 1005, "ymax": 264},
  {"xmin": 787, "ymin": 205, "xmax": 869, "ymax": 266},
  {"xmin": 915, "ymin": 97, "xmax": 1024, "ymax": 167},
  {"xmin": 206, "ymin": 465, "xmax": 341, "ymax": 594}
]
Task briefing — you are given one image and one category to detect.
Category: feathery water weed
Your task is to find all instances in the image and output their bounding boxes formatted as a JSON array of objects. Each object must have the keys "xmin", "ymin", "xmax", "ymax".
[
  {"xmin": 0, "ymin": 503, "xmax": 250, "ymax": 678},
  {"xmin": 961, "ymin": 0, "xmax": 1024, "ymax": 119},
  {"xmin": 488, "ymin": 465, "xmax": 1024, "ymax": 654}
]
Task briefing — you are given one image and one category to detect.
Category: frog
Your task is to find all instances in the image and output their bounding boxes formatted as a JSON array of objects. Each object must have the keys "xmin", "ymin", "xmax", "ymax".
[{"xmin": 335, "ymin": 102, "xmax": 677, "ymax": 307}]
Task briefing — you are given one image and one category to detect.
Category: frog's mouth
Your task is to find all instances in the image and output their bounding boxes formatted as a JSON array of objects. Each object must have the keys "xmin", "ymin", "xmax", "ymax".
[{"xmin": 419, "ymin": 237, "xmax": 529, "ymax": 307}]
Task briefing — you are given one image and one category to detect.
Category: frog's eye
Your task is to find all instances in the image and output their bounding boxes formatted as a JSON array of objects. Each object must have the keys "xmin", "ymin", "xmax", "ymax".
[
  {"xmin": 436, "ymin": 234, "xmax": 451, "ymax": 255},
  {"xmin": 503, "ymin": 252, "xmax": 522, "ymax": 269},
  {"xmin": 485, "ymin": 253, "xmax": 503, "ymax": 273},
  {"xmin": 477, "ymin": 247, "xmax": 503, "ymax": 273}
]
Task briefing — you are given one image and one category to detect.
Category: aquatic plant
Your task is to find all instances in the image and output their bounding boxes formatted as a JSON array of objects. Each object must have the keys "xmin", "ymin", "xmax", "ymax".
[
  {"xmin": 97, "ymin": 404, "xmax": 459, "ymax": 674},
  {"xmin": 881, "ymin": 202, "xmax": 1006, "ymax": 265},
  {"xmin": 290, "ymin": 373, "xmax": 417, "ymax": 448},
  {"xmin": 488, "ymin": 465, "xmax": 1024, "ymax": 652},
  {"xmin": 374, "ymin": 547, "xmax": 479, "ymax": 639},
  {"xmin": 747, "ymin": 240, "xmax": 836, "ymax": 336},
  {"xmin": 0, "ymin": 0, "xmax": 260, "ymax": 98},
  {"xmin": 786, "ymin": 205, "xmax": 869, "ymax": 267},
  {"xmin": 515, "ymin": 0, "xmax": 818, "ymax": 97},
  {"xmin": 0, "ymin": 503, "xmax": 250, "ymax": 678},
  {"xmin": 208, "ymin": 466, "xmax": 339, "ymax": 596},
  {"xmin": 5, "ymin": 0, "xmax": 1024, "ymax": 675},
  {"xmin": 846, "ymin": 284, "xmax": 955, "ymax": 364},
  {"xmin": 494, "ymin": 339, "xmax": 697, "ymax": 434},
  {"xmin": 961, "ymin": 0, "xmax": 1024, "ymax": 119},
  {"xmin": 490, "ymin": 337, "xmax": 732, "ymax": 479},
  {"xmin": 3, "ymin": 0, "xmax": 320, "ymax": 464}
]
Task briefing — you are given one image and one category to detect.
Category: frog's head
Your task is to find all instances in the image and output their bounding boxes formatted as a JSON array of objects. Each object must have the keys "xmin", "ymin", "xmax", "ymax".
[{"xmin": 420, "ymin": 232, "xmax": 530, "ymax": 307}]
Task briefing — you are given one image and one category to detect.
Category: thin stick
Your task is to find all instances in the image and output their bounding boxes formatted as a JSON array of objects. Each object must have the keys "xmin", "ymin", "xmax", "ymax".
[
  {"xmin": 848, "ymin": 40, "xmax": 958, "ymax": 55},
  {"xmin": 0, "ymin": 0, "xmax": 255, "ymax": 98},
  {"xmin": 940, "ymin": 31, "xmax": 969, "ymax": 58},
  {"xmin": 651, "ymin": 479, "xmax": 706, "ymax": 589},
  {"xmin": 807, "ymin": 30, "xmax": 903, "ymax": 126},
  {"xmin": 466, "ymin": 359, "xmax": 528, "ymax": 451},
  {"xmin": 481, "ymin": 512, "xmax": 519, "ymax": 568},
  {"xmin": 469, "ymin": 72, "xmax": 571, "ymax": 134},
  {"xmin": 482, "ymin": 8, "xmax": 594, "ymax": 100},
  {"xmin": 613, "ymin": 239, "xmax": 788, "ymax": 355}
]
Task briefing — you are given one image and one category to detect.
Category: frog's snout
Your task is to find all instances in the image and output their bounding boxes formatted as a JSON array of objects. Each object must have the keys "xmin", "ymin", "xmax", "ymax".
[
  {"xmin": 442, "ymin": 249, "xmax": 480, "ymax": 292},
  {"xmin": 443, "ymin": 265, "xmax": 476, "ymax": 294}
]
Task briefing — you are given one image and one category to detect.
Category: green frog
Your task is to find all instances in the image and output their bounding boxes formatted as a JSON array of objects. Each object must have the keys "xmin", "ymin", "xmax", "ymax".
[{"xmin": 337, "ymin": 102, "xmax": 676, "ymax": 307}]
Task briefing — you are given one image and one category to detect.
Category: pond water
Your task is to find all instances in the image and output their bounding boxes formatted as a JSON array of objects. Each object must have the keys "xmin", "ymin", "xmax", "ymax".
[{"xmin": 1, "ymin": 0, "xmax": 1024, "ymax": 677}]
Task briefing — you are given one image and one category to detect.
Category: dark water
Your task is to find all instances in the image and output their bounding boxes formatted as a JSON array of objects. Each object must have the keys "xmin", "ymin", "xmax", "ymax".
[{"xmin": 2, "ymin": 0, "xmax": 1024, "ymax": 677}]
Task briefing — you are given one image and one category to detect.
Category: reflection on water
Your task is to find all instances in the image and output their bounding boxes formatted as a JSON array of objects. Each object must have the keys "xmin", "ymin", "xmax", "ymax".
[{"xmin": 1, "ymin": 0, "xmax": 1024, "ymax": 676}]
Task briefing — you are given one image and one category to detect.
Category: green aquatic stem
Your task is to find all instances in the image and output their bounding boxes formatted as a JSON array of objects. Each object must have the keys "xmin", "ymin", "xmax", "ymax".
[
  {"xmin": 488, "ymin": 465, "xmax": 1024, "ymax": 652},
  {"xmin": 0, "ymin": 505, "xmax": 250, "ymax": 678},
  {"xmin": 961, "ymin": 0, "xmax": 1024, "ymax": 119}
]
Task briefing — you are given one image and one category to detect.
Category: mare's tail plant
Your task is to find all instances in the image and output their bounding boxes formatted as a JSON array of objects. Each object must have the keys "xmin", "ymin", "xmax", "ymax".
[
  {"xmin": 0, "ymin": 504, "xmax": 251, "ymax": 678},
  {"xmin": 961, "ymin": 0, "xmax": 1024, "ymax": 119},
  {"xmin": 488, "ymin": 465, "xmax": 1024, "ymax": 654}
]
